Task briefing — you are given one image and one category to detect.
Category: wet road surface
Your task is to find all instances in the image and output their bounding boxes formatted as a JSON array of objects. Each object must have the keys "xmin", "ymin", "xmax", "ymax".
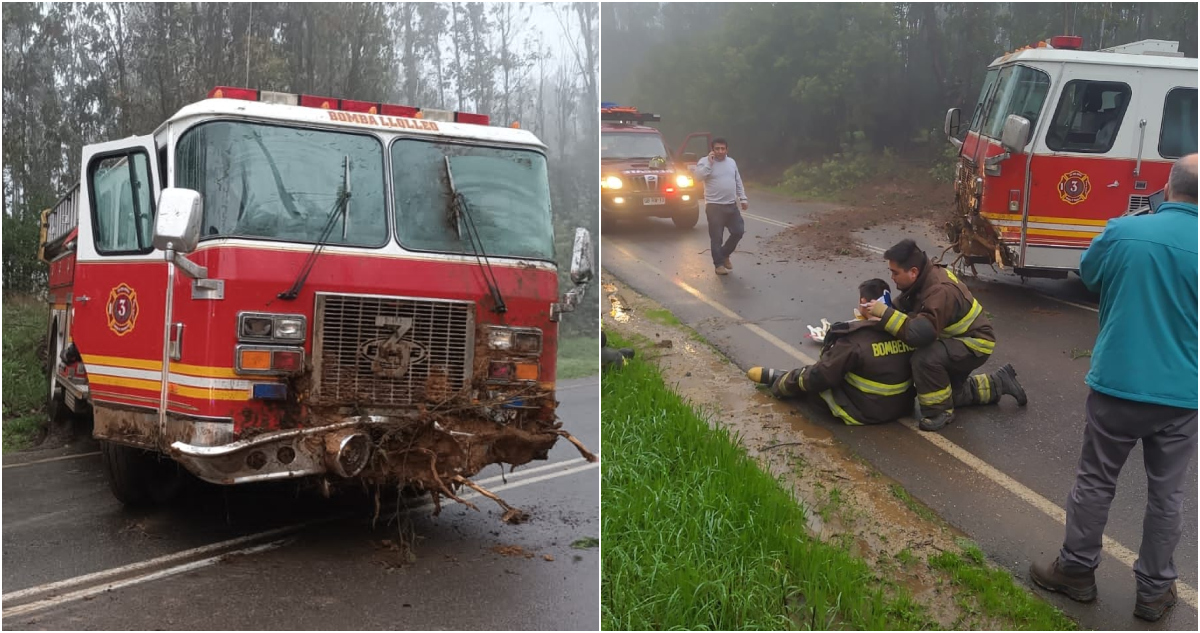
[
  {"xmin": 603, "ymin": 190, "xmax": 1196, "ymax": 631},
  {"xmin": 2, "ymin": 377, "xmax": 599, "ymax": 630}
]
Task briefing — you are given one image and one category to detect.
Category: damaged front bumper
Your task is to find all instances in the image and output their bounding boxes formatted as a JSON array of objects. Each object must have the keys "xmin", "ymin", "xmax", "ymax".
[{"xmin": 169, "ymin": 415, "xmax": 410, "ymax": 485}]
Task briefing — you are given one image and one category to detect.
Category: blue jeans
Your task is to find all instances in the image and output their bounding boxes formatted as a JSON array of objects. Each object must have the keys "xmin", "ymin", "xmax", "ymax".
[{"xmin": 705, "ymin": 202, "xmax": 744, "ymax": 266}]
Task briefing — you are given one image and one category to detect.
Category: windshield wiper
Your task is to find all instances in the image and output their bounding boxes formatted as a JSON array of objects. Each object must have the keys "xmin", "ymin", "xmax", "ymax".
[
  {"xmin": 445, "ymin": 156, "xmax": 507, "ymax": 314},
  {"xmin": 277, "ymin": 157, "xmax": 351, "ymax": 301}
]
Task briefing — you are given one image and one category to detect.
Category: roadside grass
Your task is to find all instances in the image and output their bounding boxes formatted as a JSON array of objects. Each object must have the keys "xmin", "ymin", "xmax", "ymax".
[
  {"xmin": 2, "ymin": 295, "xmax": 48, "ymax": 453},
  {"xmin": 930, "ymin": 540, "xmax": 1078, "ymax": 630},
  {"xmin": 888, "ymin": 483, "xmax": 939, "ymax": 523},
  {"xmin": 557, "ymin": 336, "xmax": 598, "ymax": 379},
  {"xmin": 601, "ymin": 333, "xmax": 935, "ymax": 631},
  {"xmin": 641, "ymin": 307, "xmax": 681, "ymax": 327}
]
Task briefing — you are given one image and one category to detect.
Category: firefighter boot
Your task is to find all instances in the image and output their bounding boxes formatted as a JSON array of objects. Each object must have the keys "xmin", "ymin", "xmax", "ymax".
[
  {"xmin": 918, "ymin": 410, "xmax": 955, "ymax": 432},
  {"xmin": 993, "ymin": 364, "xmax": 1028, "ymax": 406},
  {"xmin": 747, "ymin": 367, "xmax": 786, "ymax": 387},
  {"xmin": 1029, "ymin": 557, "xmax": 1098, "ymax": 603}
]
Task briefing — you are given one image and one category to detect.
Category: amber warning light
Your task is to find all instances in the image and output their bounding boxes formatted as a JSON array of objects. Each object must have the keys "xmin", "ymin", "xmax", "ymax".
[{"xmin": 207, "ymin": 86, "xmax": 490, "ymax": 125}]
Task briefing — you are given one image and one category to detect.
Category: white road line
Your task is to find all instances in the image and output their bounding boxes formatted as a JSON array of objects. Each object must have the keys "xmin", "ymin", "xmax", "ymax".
[
  {"xmin": 3, "ymin": 451, "xmax": 101, "ymax": 469},
  {"xmin": 2, "ymin": 456, "xmax": 598, "ymax": 614},
  {"xmin": 608, "ymin": 246, "xmax": 1196, "ymax": 609},
  {"xmin": 740, "ymin": 212, "xmax": 1100, "ymax": 314},
  {"xmin": 2, "ymin": 540, "xmax": 292, "ymax": 619}
]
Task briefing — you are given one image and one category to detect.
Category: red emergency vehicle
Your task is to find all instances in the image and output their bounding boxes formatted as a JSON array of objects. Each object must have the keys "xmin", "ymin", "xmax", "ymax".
[
  {"xmin": 943, "ymin": 38, "xmax": 1197, "ymax": 276},
  {"xmin": 40, "ymin": 87, "xmax": 594, "ymax": 508},
  {"xmin": 600, "ymin": 105, "xmax": 709, "ymax": 228}
]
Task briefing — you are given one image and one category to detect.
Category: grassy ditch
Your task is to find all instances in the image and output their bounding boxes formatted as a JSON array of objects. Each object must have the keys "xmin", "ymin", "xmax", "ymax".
[
  {"xmin": 601, "ymin": 334, "xmax": 934, "ymax": 630},
  {"xmin": 931, "ymin": 540, "xmax": 1077, "ymax": 630},
  {"xmin": 3, "ymin": 296, "xmax": 48, "ymax": 453},
  {"xmin": 557, "ymin": 336, "xmax": 598, "ymax": 380}
]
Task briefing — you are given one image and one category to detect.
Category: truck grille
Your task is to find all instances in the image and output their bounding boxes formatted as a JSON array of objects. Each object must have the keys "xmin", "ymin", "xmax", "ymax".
[
  {"xmin": 311, "ymin": 294, "xmax": 475, "ymax": 407},
  {"xmin": 1127, "ymin": 195, "xmax": 1151, "ymax": 214},
  {"xmin": 632, "ymin": 174, "xmax": 663, "ymax": 193}
]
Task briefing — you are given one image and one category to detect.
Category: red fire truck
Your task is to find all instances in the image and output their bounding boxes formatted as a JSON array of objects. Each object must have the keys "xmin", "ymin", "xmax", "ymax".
[
  {"xmin": 943, "ymin": 37, "xmax": 1197, "ymax": 277},
  {"xmin": 40, "ymin": 87, "xmax": 595, "ymax": 510},
  {"xmin": 600, "ymin": 105, "xmax": 709, "ymax": 228}
]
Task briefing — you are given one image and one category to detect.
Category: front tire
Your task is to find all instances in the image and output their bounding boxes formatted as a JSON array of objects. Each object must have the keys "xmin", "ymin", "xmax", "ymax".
[
  {"xmin": 100, "ymin": 441, "xmax": 188, "ymax": 507},
  {"xmin": 672, "ymin": 206, "xmax": 699, "ymax": 229}
]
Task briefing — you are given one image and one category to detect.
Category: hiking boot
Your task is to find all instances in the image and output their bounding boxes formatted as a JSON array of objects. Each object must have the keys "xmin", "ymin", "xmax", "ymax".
[
  {"xmin": 715, "ymin": 265, "xmax": 730, "ymax": 276},
  {"xmin": 918, "ymin": 410, "xmax": 954, "ymax": 432},
  {"xmin": 1134, "ymin": 583, "xmax": 1177, "ymax": 622},
  {"xmin": 723, "ymin": 256, "xmax": 733, "ymax": 270},
  {"xmin": 747, "ymin": 367, "xmax": 786, "ymax": 386},
  {"xmin": 1029, "ymin": 557, "xmax": 1097, "ymax": 603},
  {"xmin": 993, "ymin": 363, "xmax": 1028, "ymax": 406}
]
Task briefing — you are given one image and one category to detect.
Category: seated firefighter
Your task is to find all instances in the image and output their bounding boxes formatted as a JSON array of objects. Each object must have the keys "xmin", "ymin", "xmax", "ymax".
[
  {"xmin": 862, "ymin": 239, "xmax": 1027, "ymax": 430},
  {"xmin": 750, "ymin": 278, "xmax": 1026, "ymax": 427}
]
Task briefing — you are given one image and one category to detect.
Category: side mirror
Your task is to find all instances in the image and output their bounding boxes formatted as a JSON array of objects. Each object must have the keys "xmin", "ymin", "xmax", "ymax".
[
  {"xmin": 1000, "ymin": 115, "xmax": 1031, "ymax": 153},
  {"xmin": 943, "ymin": 108, "xmax": 962, "ymax": 138},
  {"xmin": 681, "ymin": 152, "xmax": 698, "ymax": 162},
  {"xmin": 570, "ymin": 227, "xmax": 594, "ymax": 285},
  {"xmin": 153, "ymin": 188, "xmax": 203, "ymax": 254}
]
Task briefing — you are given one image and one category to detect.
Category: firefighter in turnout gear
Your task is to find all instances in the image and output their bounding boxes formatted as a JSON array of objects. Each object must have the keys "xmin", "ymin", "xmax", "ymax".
[
  {"xmin": 748, "ymin": 280, "xmax": 917, "ymax": 425},
  {"xmin": 862, "ymin": 239, "xmax": 1027, "ymax": 431}
]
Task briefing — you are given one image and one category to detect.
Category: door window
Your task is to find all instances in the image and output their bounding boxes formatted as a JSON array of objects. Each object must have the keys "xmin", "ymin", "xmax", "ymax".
[
  {"xmin": 90, "ymin": 152, "xmax": 154, "ymax": 254},
  {"xmin": 981, "ymin": 65, "xmax": 1051, "ymax": 141},
  {"xmin": 1159, "ymin": 87, "xmax": 1197, "ymax": 159},
  {"xmin": 1045, "ymin": 80, "xmax": 1132, "ymax": 153}
]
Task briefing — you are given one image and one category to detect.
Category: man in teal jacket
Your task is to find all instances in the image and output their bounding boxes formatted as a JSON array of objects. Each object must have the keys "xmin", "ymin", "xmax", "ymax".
[{"xmin": 1030, "ymin": 154, "xmax": 1197, "ymax": 622}]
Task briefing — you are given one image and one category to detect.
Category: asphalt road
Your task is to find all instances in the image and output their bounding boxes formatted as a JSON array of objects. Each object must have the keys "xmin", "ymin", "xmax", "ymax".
[
  {"xmin": 602, "ymin": 190, "xmax": 1197, "ymax": 631},
  {"xmin": 1, "ymin": 377, "xmax": 599, "ymax": 630}
]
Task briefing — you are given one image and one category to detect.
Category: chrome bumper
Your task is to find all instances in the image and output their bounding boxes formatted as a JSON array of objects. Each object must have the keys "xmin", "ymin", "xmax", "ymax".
[{"xmin": 169, "ymin": 415, "xmax": 395, "ymax": 485}]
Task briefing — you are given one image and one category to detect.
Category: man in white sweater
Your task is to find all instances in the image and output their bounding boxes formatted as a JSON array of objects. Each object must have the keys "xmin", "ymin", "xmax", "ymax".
[{"xmin": 692, "ymin": 138, "xmax": 749, "ymax": 275}]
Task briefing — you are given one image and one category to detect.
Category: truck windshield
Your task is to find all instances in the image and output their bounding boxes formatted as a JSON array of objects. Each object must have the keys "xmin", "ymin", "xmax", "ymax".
[
  {"xmin": 176, "ymin": 121, "xmax": 387, "ymax": 246},
  {"xmin": 392, "ymin": 139, "xmax": 553, "ymax": 261},
  {"xmin": 602, "ymin": 132, "xmax": 669, "ymax": 160},
  {"xmin": 981, "ymin": 65, "xmax": 1051, "ymax": 140}
]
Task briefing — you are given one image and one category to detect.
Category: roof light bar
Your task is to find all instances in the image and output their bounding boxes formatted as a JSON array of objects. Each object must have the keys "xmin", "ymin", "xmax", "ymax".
[
  {"xmin": 206, "ymin": 86, "xmax": 492, "ymax": 126},
  {"xmin": 1050, "ymin": 35, "xmax": 1084, "ymax": 50}
]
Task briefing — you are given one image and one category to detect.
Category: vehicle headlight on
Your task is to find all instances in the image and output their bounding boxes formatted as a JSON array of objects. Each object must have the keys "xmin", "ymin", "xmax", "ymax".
[
  {"xmin": 602, "ymin": 175, "xmax": 623, "ymax": 190},
  {"xmin": 676, "ymin": 174, "xmax": 694, "ymax": 188},
  {"xmin": 487, "ymin": 326, "xmax": 542, "ymax": 354}
]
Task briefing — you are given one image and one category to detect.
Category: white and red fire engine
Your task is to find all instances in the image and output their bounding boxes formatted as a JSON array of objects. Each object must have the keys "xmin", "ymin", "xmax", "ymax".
[
  {"xmin": 943, "ymin": 37, "xmax": 1197, "ymax": 276},
  {"xmin": 40, "ymin": 87, "xmax": 594, "ymax": 508}
]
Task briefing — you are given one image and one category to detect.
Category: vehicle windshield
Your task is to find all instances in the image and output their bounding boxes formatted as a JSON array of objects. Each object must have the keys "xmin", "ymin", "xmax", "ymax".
[
  {"xmin": 392, "ymin": 139, "xmax": 553, "ymax": 261},
  {"xmin": 602, "ymin": 132, "xmax": 670, "ymax": 160},
  {"xmin": 980, "ymin": 65, "xmax": 1051, "ymax": 140},
  {"xmin": 176, "ymin": 121, "xmax": 387, "ymax": 246}
]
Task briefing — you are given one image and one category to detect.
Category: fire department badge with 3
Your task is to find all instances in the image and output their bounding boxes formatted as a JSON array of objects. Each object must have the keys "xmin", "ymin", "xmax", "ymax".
[
  {"xmin": 106, "ymin": 283, "xmax": 139, "ymax": 336},
  {"xmin": 1057, "ymin": 170, "xmax": 1091, "ymax": 205}
]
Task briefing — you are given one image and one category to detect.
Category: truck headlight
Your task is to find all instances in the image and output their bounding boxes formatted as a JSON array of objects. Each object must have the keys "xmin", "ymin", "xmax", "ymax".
[
  {"xmin": 487, "ymin": 326, "xmax": 542, "ymax": 354},
  {"xmin": 602, "ymin": 175, "xmax": 623, "ymax": 190},
  {"xmin": 274, "ymin": 317, "xmax": 305, "ymax": 340},
  {"xmin": 239, "ymin": 312, "xmax": 307, "ymax": 343},
  {"xmin": 676, "ymin": 174, "xmax": 694, "ymax": 188}
]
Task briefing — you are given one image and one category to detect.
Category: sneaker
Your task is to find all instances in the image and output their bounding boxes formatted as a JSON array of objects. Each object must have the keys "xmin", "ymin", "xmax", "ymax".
[
  {"xmin": 1029, "ymin": 557, "xmax": 1098, "ymax": 603},
  {"xmin": 747, "ymin": 367, "xmax": 786, "ymax": 386},
  {"xmin": 1134, "ymin": 582, "xmax": 1177, "ymax": 622},
  {"xmin": 918, "ymin": 410, "xmax": 954, "ymax": 432},
  {"xmin": 715, "ymin": 265, "xmax": 730, "ymax": 276},
  {"xmin": 723, "ymin": 256, "xmax": 733, "ymax": 270},
  {"xmin": 993, "ymin": 363, "xmax": 1028, "ymax": 406}
]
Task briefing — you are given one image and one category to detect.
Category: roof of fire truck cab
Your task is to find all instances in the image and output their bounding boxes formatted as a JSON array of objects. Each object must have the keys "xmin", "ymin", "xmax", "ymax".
[
  {"xmin": 154, "ymin": 98, "xmax": 548, "ymax": 150},
  {"xmin": 601, "ymin": 123, "xmax": 662, "ymax": 134},
  {"xmin": 991, "ymin": 47, "xmax": 1198, "ymax": 72}
]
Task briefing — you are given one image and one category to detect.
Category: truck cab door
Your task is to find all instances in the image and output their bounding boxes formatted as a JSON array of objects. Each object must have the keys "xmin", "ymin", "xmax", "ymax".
[
  {"xmin": 72, "ymin": 135, "xmax": 165, "ymax": 448},
  {"xmin": 676, "ymin": 132, "xmax": 712, "ymax": 172}
]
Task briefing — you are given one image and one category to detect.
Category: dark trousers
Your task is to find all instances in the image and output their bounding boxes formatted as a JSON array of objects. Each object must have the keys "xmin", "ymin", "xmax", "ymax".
[
  {"xmin": 705, "ymin": 202, "xmax": 744, "ymax": 266},
  {"xmin": 1060, "ymin": 389, "xmax": 1197, "ymax": 600},
  {"xmin": 912, "ymin": 338, "xmax": 988, "ymax": 415}
]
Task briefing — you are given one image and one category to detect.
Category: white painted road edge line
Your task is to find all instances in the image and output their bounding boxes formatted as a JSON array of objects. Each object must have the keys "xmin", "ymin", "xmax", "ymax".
[
  {"xmin": 3, "ymin": 456, "xmax": 597, "ymax": 611},
  {"xmin": 3, "ymin": 451, "xmax": 101, "ymax": 469},
  {"xmin": 1, "ymin": 540, "xmax": 293, "ymax": 619},
  {"xmin": 610, "ymin": 243, "xmax": 1196, "ymax": 609}
]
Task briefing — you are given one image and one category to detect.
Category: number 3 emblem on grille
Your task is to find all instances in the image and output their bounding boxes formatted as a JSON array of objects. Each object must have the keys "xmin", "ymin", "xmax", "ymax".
[
  {"xmin": 106, "ymin": 283, "xmax": 139, "ymax": 336},
  {"xmin": 1057, "ymin": 170, "xmax": 1091, "ymax": 205},
  {"xmin": 359, "ymin": 317, "xmax": 428, "ymax": 378}
]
